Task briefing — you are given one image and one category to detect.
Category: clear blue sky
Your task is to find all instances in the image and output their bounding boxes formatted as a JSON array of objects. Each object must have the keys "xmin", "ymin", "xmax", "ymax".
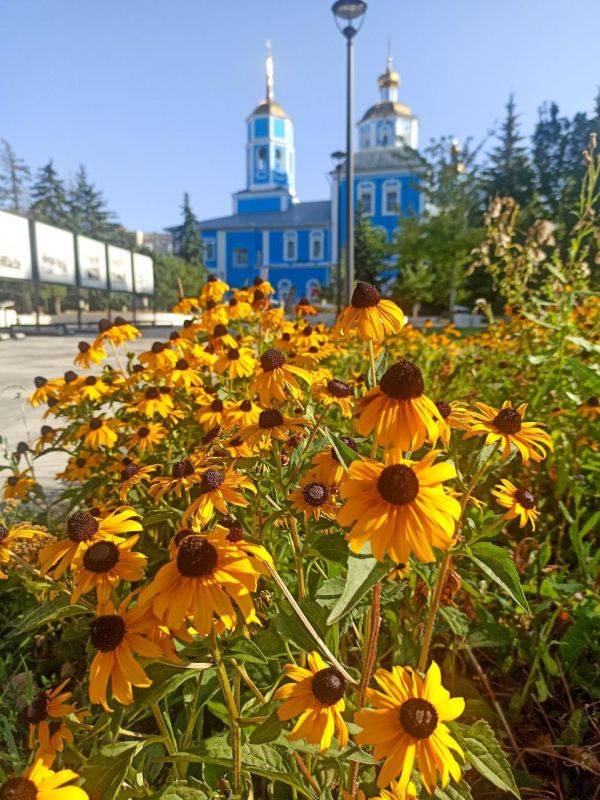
[{"xmin": 2, "ymin": 0, "xmax": 599, "ymax": 232}]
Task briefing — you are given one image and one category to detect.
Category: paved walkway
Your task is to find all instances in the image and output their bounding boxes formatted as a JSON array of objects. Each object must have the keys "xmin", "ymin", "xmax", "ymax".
[{"xmin": 0, "ymin": 332, "xmax": 166, "ymax": 491}]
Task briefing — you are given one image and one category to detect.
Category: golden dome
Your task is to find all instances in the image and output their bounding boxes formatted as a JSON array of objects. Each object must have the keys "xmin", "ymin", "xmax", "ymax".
[{"xmin": 378, "ymin": 56, "xmax": 400, "ymax": 89}]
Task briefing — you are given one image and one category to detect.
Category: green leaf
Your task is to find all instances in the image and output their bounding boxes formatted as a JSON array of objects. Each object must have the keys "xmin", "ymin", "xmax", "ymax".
[
  {"xmin": 249, "ymin": 709, "xmax": 283, "ymax": 744},
  {"xmin": 226, "ymin": 637, "xmax": 269, "ymax": 665},
  {"xmin": 467, "ymin": 543, "xmax": 530, "ymax": 614},
  {"xmin": 326, "ymin": 431, "xmax": 361, "ymax": 469},
  {"xmin": 9, "ymin": 598, "xmax": 89, "ymax": 639},
  {"xmin": 433, "ymin": 780, "xmax": 474, "ymax": 800},
  {"xmin": 148, "ymin": 784, "xmax": 209, "ymax": 800},
  {"xmin": 462, "ymin": 720, "xmax": 520, "ymax": 797},
  {"xmin": 327, "ymin": 545, "xmax": 390, "ymax": 625},
  {"xmin": 365, "ymin": 345, "xmax": 388, "ymax": 389},
  {"xmin": 127, "ymin": 663, "xmax": 200, "ymax": 720},
  {"xmin": 81, "ymin": 741, "xmax": 141, "ymax": 800},
  {"xmin": 566, "ymin": 357, "xmax": 600, "ymax": 393}
]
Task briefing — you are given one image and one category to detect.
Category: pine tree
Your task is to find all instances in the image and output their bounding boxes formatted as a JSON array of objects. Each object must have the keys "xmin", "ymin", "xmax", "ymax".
[
  {"xmin": 29, "ymin": 160, "xmax": 69, "ymax": 226},
  {"xmin": 178, "ymin": 192, "xmax": 203, "ymax": 264},
  {"xmin": 67, "ymin": 165, "xmax": 114, "ymax": 237},
  {"xmin": 484, "ymin": 95, "xmax": 535, "ymax": 207},
  {"xmin": 0, "ymin": 138, "xmax": 31, "ymax": 213},
  {"xmin": 354, "ymin": 207, "xmax": 390, "ymax": 285},
  {"xmin": 532, "ymin": 102, "xmax": 570, "ymax": 217}
]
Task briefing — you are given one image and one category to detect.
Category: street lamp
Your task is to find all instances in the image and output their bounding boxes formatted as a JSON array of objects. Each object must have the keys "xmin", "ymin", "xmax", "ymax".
[
  {"xmin": 330, "ymin": 150, "xmax": 346, "ymax": 313},
  {"xmin": 331, "ymin": 0, "xmax": 367, "ymax": 305}
]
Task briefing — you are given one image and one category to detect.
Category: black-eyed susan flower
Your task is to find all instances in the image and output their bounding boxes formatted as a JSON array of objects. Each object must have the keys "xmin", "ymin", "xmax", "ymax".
[
  {"xmin": 433, "ymin": 400, "xmax": 472, "ymax": 446},
  {"xmin": 119, "ymin": 463, "xmax": 157, "ymax": 500},
  {"xmin": 312, "ymin": 378, "xmax": 354, "ymax": 418},
  {"xmin": 223, "ymin": 435, "xmax": 256, "ymax": 458},
  {"xmin": 196, "ymin": 397, "xmax": 232, "ymax": 432},
  {"xmin": 307, "ymin": 437, "xmax": 358, "ymax": 486},
  {"xmin": 74, "ymin": 339, "xmax": 107, "ymax": 368},
  {"xmin": 290, "ymin": 479, "xmax": 338, "ymax": 521},
  {"xmin": 275, "ymin": 651, "xmax": 348, "ymax": 753},
  {"xmin": 249, "ymin": 348, "xmax": 313, "ymax": 405},
  {"xmin": 148, "ymin": 459, "xmax": 204, "ymax": 501},
  {"xmin": 26, "ymin": 680, "xmax": 83, "ymax": 759},
  {"xmin": 368, "ymin": 780, "xmax": 418, "ymax": 799},
  {"xmin": 34, "ymin": 424, "xmax": 60, "ymax": 454},
  {"xmin": 355, "ymin": 662, "xmax": 464, "ymax": 792},
  {"xmin": 355, "ymin": 360, "xmax": 440, "ymax": 452},
  {"xmin": 71, "ymin": 536, "xmax": 147, "ymax": 603},
  {"xmin": 182, "ymin": 467, "xmax": 255, "ymax": 526},
  {"xmin": 57, "ymin": 453, "xmax": 103, "ymax": 483},
  {"xmin": 200, "ymin": 274, "xmax": 229, "ymax": 302},
  {"xmin": 491, "ymin": 479, "xmax": 539, "ymax": 529},
  {"xmin": 29, "ymin": 376, "xmax": 61, "ymax": 407},
  {"xmin": 0, "ymin": 759, "xmax": 88, "ymax": 800},
  {"xmin": 0, "ymin": 522, "xmax": 44, "ymax": 579},
  {"xmin": 39, "ymin": 507, "xmax": 142, "ymax": 578},
  {"xmin": 135, "ymin": 386, "xmax": 174, "ymax": 418},
  {"xmin": 139, "ymin": 527, "xmax": 269, "ymax": 634},
  {"xmin": 464, "ymin": 401, "xmax": 553, "ymax": 463},
  {"xmin": 338, "ymin": 451, "xmax": 460, "ymax": 563},
  {"xmin": 77, "ymin": 417, "xmax": 118, "ymax": 450},
  {"xmin": 3, "ymin": 472, "xmax": 36, "ymax": 501},
  {"xmin": 252, "ymin": 276, "xmax": 275, "ymax": 296},
  {"xmin": 295, "ymin": 296, "xmax": 318, "ymax": 317},
  {"xmin": 88, "ymin": 598, "xmax": 161, "ymax": 710},
  {"xmin": 138, "ymin": 341, "xmax": 179, "ymax": 370},
  {"xmin": 225, "ymin": 295, "xmax": 252, "ymax": 321},
  {"xmin": 96, "ymin": 316, "xmax": 140, "ymax": 347},
  {"xmin": 579, "ymin": 396, "xmax": 600, "ymax": 419},
  {"xmin": 240, "ymin": 408, "xmax": 307, "ymax": 448},
  {"xmin": 77, "ymin": 375, "xmax": 111, "ymax": 403},
  {"xmin": 224, "ymin": 398, "xmax": 260, "ymax": 428},
  {"xmin": 335, "ymin": 281, "xmax": 405, "ymax": 344},
  {"xmin": 128, "ymin": 422, "xmax": 168, "ymax": 453},
  {"xmin": 168, "ymin": 357, "xmax": 203, "ymax": 389},
  {"xmin": 214, "ymin": 346, "xmax": 257, "ymax": 380}
]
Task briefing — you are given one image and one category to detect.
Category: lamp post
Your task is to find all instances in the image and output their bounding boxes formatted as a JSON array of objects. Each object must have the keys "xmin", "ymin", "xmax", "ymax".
[
  {"xmin": 331, "ymin": 150, "xmax": 346, "ymax": 313},
  {"xmin": 331, "ymin": 0, "xmax": 367, "ymax": 305}
]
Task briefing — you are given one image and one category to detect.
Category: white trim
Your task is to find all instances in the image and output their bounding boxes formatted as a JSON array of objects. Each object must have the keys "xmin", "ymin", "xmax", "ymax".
[
  {"xmin": 262, "ymin": 230, "xmax": 270, "ymax": 267},
  {"xmin": 309, "ymin": 229, "xmax": 324, "ymax": 261},
  {"xmin": 216, "ymin": 231, "xmax": 226, "ymax": 276},
  {"xmin": 382, "ymin": 179, "xmax": 401, "ymax": 215},
  {"xmin": 305, "ymin": 278, "xmax": 321, "ymax": 299},
  {"xmin": 202, "ymin": 237, "xmax": 216, "ymax": 262},
  {"xmin": 283, "ymin": 230, "xmax": 297, "ymax": 262},
  {"xmin": 357, "ymin": 180, "xmax": 375, "ymax": 216}
]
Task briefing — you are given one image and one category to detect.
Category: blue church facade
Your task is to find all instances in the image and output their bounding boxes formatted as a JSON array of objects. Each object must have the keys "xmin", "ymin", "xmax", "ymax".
[{"xmin": 170, "ymin": 52, "xmax": 425, "ymax": 301}]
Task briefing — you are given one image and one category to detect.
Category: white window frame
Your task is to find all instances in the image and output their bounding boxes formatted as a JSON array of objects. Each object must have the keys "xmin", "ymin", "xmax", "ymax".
[
  {"xmin": 232, "ymin": 247, "xmax": 248, "ymax": 268},
  {"xmin": 283, "ymin": 231, "xmax": 297, "ymax": 262},
  {"xmin": 357, "ymin": 181, "xmax": 375, "ymax": 216},
  {"xmin": 203, "ymin": 239, "xmax": 216, "ymax": 261},
  {"xmin": 310, "ymin": 230, "xmax": 324, "ymax": 261},
  {"xmin": 382, "ymin": 180, "xmax": 401, "ymax": 215},
  {"xmin": 277, "ymin": 278, "xmax": 293, "ymax": 301},
  {"xmin": 305, "ymin": 278, "xmax": 321, "ymax": 300}
]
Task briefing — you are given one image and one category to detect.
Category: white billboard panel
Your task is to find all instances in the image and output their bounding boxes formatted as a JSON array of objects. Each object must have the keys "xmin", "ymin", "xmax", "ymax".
[
  {"xmin": 0, "ymin": 211, "xmax": 32, "ymax": 280},
  {"xmin": 107, "ymin": 246, "xmax": 133, "ymax": 292},
  {"xmin": 133, "ymin": 253, "xmax": 154, "ymax": 294},
  {"xmin": 77, "ymin": 236, "xmax": 108, "ymax": 289},
  {"xmin": 35, "ymin": 221, "xmax": 76, "ymax": 285}
]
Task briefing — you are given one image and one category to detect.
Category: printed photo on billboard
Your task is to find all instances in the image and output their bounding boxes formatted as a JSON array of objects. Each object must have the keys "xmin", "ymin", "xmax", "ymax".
[
  {"xmin": 107, "ymin": 246, "xmax": 133, "ymax": 292},
  {"xmin": 0, "ymin": 211, "xmax": 32, "ymax": 281},
  {"xmin": 35, "ymin": 221, "xmax": 76, "ymax": 285},
  {"xmin": 77, "ymin": 236, "xmax": 108, "ymax": 289},
  {"xmin": 133, "ymin": 253, "xmax": 154, "ymax": 294}
]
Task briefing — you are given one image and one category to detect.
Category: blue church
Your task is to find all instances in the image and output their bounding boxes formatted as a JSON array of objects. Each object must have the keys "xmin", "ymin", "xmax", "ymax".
[{"xmin": 170, "ymin": 52, "xmax": 424, "ymax": 301}]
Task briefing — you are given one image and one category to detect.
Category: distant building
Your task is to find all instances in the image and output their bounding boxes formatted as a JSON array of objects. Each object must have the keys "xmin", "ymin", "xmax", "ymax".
[
  {"xmin": 135, "ymin": 230, "xmax": 173, "ymax": 256},
  {"xmin": 169, "ymin": 50, "xmax": 425, "ymax": 300}
]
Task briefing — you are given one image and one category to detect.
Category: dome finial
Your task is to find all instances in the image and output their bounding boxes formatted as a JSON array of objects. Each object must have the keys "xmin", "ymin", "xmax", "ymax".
[{"xmin": 265, "ymin": 39, "xmax": 274, "ymax": 102}]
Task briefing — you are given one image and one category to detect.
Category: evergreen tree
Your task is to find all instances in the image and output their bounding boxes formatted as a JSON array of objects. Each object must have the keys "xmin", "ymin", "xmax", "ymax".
[
  {"xmin": 67, "ymin": 165, "xmax": 114, "ymax": 237},
  {"xmin": 29, "ymin": 160, "xmax": 69, "ymax": 226},
  {"xmin": 0, "ymin": 139, "xmax": 31, "ymax": 213},
  {"xmin": 178, "ymin": 192, "xmax": 203, "ymax": 264},
  {"xmin": 484, "ymin": 95, "xmax": 535, "ymax": 207},
  {"xmin": 532, "ymin": 102, "xmax": 570, "ymax": 217},
  {"xmin": 354, "ymin": 206, "xmax": 390, "ymax": 285}
]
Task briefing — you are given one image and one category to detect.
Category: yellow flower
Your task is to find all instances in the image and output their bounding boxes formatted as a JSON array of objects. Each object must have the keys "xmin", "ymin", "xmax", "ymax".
[
  {"xmin": 168, "ymin": 357, "xmax": 204, "ymax": 389},
  {"xmin": 182, "ymin": 467, "xmax": 255, "ymax": 526},
  {"xmin": 195, "ymin": 397, "xmax": 231, "ymax": 431},
  {"xmin": 0, "ymin": 522, "xmax": 44, "ymax": 579},
  {"xmin": 95, "ymin": 316, "xmax": 140, "ymax": 346},
  {"xmin": 214, "ymin": 346, "xmax": 257, "ymax": 379},
  {"xmin": 240, "ymin": 408, "xmax": 307, "ymax": 448},
  {"xmin": 1, "ymin": 759, "xmax": 88, "ymax": 800},
  {"xmin": 290, "ymin": 479, "xmax": 338, "ymax": 521},
  {"xmin": 148, "ymin": 458, "xmax": 205, "ymax": 501},
  {"xmin": 74, "ymin": 339, "xmax": 107, "ymax": 368},
  {"xmin": 491, "ymin": 479, "xmax": 539, "ymax": 529},
  {"xmin": 26, "ymin": 680, "xmax": 84, "ymax": 759},
  {"xmin": 249, "ymin": 348, "xmax": 313, "ymax": 404},
  {"xmin": 275, "ymin": 651, "xmax": 348, "ymax": 752},
  {"xmin": 77, "ymin": 417, "xmax": 118, "ymax": 450},
  {"xmin": 29, "ymin": 376, "xmax": 61, "ymax": 407},
  {"xmin": 128, "ymin": 422, "xmax": 168, "ymax": 452},
  {"xmin": 57, "ymin": 452, "xmax": 102, "ymax": 482},
  {"xmin": 335, "ymin": 282, "xmax": 405, "ymax": 343},
  {"xmin": 295, "ymin": 296, "xmax": 318, "ymax": 317},
  {"xmin": 139, "ymin": 527, "xmax": 269, "ymax": 634},
  {"xmin": 307, "ymin": 437, "xmax": 359, "ymax": 486},
  {"xmin": 224, "ymin": 398, "xmax": 261, "ymax": 428},
  {"xmin": 355, "ymin": 661, "xmax": 464, "ymax": 792},
  {"xmin": 433, "ymin": 400, "xmax": 472, "ymax": 446},
  {"xmin": 119, "ymin": 462, "xmax": 157, "ymax": 500},
  {"xmin": 3, "ymin": 472, "xmax": 36, "ymax": 501},
  {"xmin": 464, "ymin": 401, "xmax": 553, "ymax": 463},
  {"xmin": 200, "ymin": 274, "xmax": 229, "ymax": 302},
  {"xmin": 355, "ymin": 361, "xmax": 440, "ymax": 451},
  {"xmin": 338, "ymin": 451, "xmax": 460, "ymax": 563},
  {"xmin": 71, "ymin": 535, "xmax": 147, "ymax": 603},
  {"xmin": 135, "ymin": 386, "xmax": 175, "ymax": 418},
  {"xmin": 138, "ymin": 341, "xmax": 179, "ymax": 370}
]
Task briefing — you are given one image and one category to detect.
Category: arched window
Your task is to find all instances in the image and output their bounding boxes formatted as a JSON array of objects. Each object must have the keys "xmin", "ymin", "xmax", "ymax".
[
  {"xmin": 256, "ymin": 147, "xmax": 267, "ymax": 174},
  {"xmin": 382, "ymin": 180, "xmax": 401, "ymax": 215},
  {"xmin": 357, "ymin": 182, "xmax": 375, "ymax": 216},
  {"xmin": 277, "ymin": 278, "xmax": 293, "ymax": 301},
  {"xmin": 305, "ymin": 278, "xmax": 321, "ymax": 300}
]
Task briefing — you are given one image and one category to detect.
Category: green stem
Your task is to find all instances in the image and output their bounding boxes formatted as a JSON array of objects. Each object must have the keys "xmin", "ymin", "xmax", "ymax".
[
  {"xmin": 151, "ymin": 702, "xmax": 181, "ymax": 780},
  {"xmin": 210, "ymin": 630, "xmax": 242, "ymax": 795},
  {"xmin": 287, "ymin": 405, "xmax": 330, "ymax": 485}
]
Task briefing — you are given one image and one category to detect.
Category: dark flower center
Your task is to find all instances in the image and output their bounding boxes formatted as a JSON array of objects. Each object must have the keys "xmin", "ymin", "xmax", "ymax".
[
  {"xmin": 586, "ymin": 396, "xmax": 599, "ymax": 407},
  {"xmin": 85, "ymin": 376, "xmax": 97, "ymax": 386},
  {"xmin": 379, "ymin": 360, "xmax": 424, "ymax": 400},
  {"xmin": 302, "ymin": 325, "xmax": 313, "ymax": 336},
  {"xmin": 228, "ymin": 436, "xmax": 243, "ymax": 448},
  {"xmin": 97, "ymin": 318, "xmax": 113, "ymax": 333},
  {"xmin": 435, "ymin": 400, "xmax": 452, "ymax": 419},
  {"xmin": 229, "ymin": 298, "xmax": 238, "ymax": 307},
  {"xmin": 0, "ymin": 525, "xmax": 8, "ymax": 544},
  {"xmin": 174, "ymin": 528, "xmax": 192, "ymax": 546},
  {"xmin": 399, "ymin": 698, "xmax": 438, "ymax": 739},
  {"xmin": 26, "ymin": 692, "xmax": 49, "ymax": 724},
  {"xmin": 493, "ymin": 407, "xmax": 522, "ymax": 434},
  {"xmin": 207, "ymin": 275, "xmax": 217, "ymax": 283},
  {"xmin": 311, "ymin": 667, "xmax": 346, "ymax": 706},
  {"xmin": 213, "ymin": 324, "xmax": 228, "ymax": 337},
  {"xmin": 132, "ymin": 364, "xmax": 144, "ymax": 373},
  {"xmin": 114, "ymin": 316, "xmax": 128, "ymax": 326},
  {"xmin": 89, "ymin": 419, "xmax": 103, "ymax": 431},
  {"xmin": 298, "ymin": 296, "xmax": 309, "ymax": 306},
  {"xmin": 351, "ymin": 281, "xmax": 380, "ymax": 309},
  {"xmin": 200, "ymin": 469, "xmax": 224, "ymax": 493},
  {"xmin": 514, "ymin": 488, "xmax": 536, "ymax": 509},
  {"xmin": 282, "ymin": 332, "xmax": 291, "ymax": 341},
  {"xmin": 151, "ymin": 341, "xmax": 166, "ymax": 353},
  {"xmin": 258, "ymin": 409, "xmax": 284, "ymax": 429},
  {"xmin": 176, "ymin": 536, "xmax": 218, "ymax": 578},
  {"xmin": 240, "ymin": 400, "xmax": 252, "ymax": 412},
  {"xmin": 210, "ymin": 399, "xmax": 224, "ymax": 412},
  {"xmin": 327, "ymin": 379, "xmax": 352, "ymax": 398},
  {"xmin": 67, "ymin": 511, "xmax": 99, "ymax": 542},
  {"xmin": 227, "ymin": 348, "xmax": 240, "ymax": 360},
  {"xmin": 172, "ymin": 459, "xmax": 195, "ymax": 479},
  {"xmin": 83, "ymin": 541, "xmax": 120, "ymax": 573},
  {"xmin": 7, "ymin": 476, "xmax": 18, "ymax": 486},
  {"xmin": 205, "ymin": 299, "xmax": 216, "ymax": 309},
  {"xmin": 377, "ymin": 465, "xmax": 419, "ymax": 505},
  {"xmin": 175, "ymin": 358, "xmax": 189, "ymax": 370},
  {"xmin": 253, "ymin": 289, "xmax": 265, "ymax": 302},
  {"xmin": 76, "ymin": 457, "xmax": 87, "ymax": 468},
  {"xmin": 41, "ymin": 425, "xmax": 54, "ymax": 436},
  {"xmin": 302, "ymin": 482, "xmax": 329, "ymax": 507},
  {"xmin": 202, "ymin": 425, "xmax": 221, "ymax": 444},
  {"xmin": 169, "ymin": 331, "xmax": 180, "ymax": 340},
  {"xmin": 122, "ymin": 463, "xmax": 140, "ymax": 480},
  {"xmin": 34, "ymin": 376, "xmax": 47, "ymax": 388},
  {"xmin": 253, "ymin": 276, "xmax": 263, "ymax": 286},
  {"xmin": 145, "ymin": 387, "xmax": 160, "ymax": 399},
  {"xmin": 0, "ymin": 777, "xmax": 38, "ymax": 800},
  {"xmin": 90, "ymin": 614, "xmax": 126, "ymax": 651},
  {"xmin": 221, "ymin": 518, "xmax": 244, "ymax": 542},
  {"xmin": 78, "ymin": 341, "xmax": 90, "ymax": 352},
  {"xmin": 260, "ymin": 348, "xmax": 285, "ymax": 372},
  {"xmin": 137, "ymin": 426, "xmax": 150, "ymax": 438},
  {"xmin": 183, "ymin": 319, "xmax": 194, "ymax": 328}
]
